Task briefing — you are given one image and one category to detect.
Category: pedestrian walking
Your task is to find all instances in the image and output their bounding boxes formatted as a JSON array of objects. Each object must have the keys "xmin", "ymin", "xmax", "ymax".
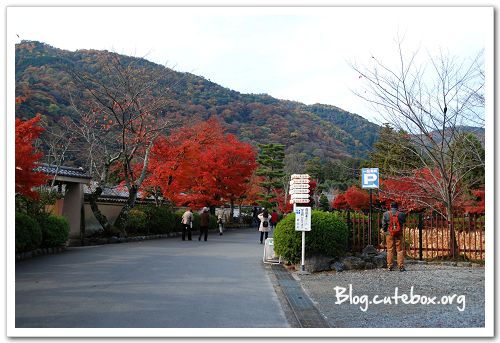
[
  {"xmin": 270, "ymin": 209, "xmax": 279, "ymax": 231},
  {"xmin": 382, "ymin": 202, "xmax": 406, "ymax": 271},
  {"xmin": 252, "ymin": 206, "xmax": 259, "ymax": 227},
  {"xmin": 181, "ymin": 207, "xmax": 194, "ymax": 241},
  {"xmin": 199, "ymin": 207, "xmax": 210, "ymax": 241},
  {"xmin": 217, "ymin": 213, "xmax": 224, "ymax": 235},
  {"xmin": 258, "ymin": 208, "xmax": 271, "ymax": 244}
]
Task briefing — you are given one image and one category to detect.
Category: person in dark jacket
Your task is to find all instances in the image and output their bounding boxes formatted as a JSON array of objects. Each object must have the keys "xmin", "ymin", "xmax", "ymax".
[
  {"xmin": 270, "ymin": 209, "xmax": 279, "ymax": 231},
  {"xmin": 382, "ymin": 202, "xmax": 406, "ymax": 271},
  {"xmin": 252, "ymin": 206, "xmax": 259, "ymax": 227},
  {"xmin": 199, "ymin": 207, "xmax": 210, "ymax": 241}
]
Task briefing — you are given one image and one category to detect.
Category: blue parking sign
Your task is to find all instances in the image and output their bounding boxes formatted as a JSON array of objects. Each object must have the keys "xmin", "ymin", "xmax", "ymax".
[{"xmin": 361, "ymin": 168, "xmax": 379, "ymax": 189}]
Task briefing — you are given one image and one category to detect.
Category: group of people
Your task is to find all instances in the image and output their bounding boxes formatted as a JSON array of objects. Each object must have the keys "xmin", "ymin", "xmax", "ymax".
[
  {"xmin": 180, "ymin": 207, "xmax": 224, "ymax": 242},
  {"xmin": 181, "ymin": 206, "xmax": 280, "ymax": 244},
  {"xmin": 252, "ymin": 207, "xmax": 279, "ymax": 244}
]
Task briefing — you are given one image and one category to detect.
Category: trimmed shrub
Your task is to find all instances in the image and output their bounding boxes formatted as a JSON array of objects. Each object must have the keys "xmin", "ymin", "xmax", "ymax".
[
  {"xmin": 209, "ymin": 214, "xmax": 217, "ymax": 230},
  {"xmin": 39, "ymin": 215, "xmax": 70, "ymax": 247},
  {"xmin": 126, "ymin": 209, "xmax": 148, "ymax": 234},
  {"xmin": 273, "ymin": 210, "xmax": 349, "ymax": 264},
  {"xmin": 137, "ymin": 205, "xmax": 178, "ymax": 234},
  {"xmin": 16, "ymin": 212, "xmax": 42, "ymax": 252}
]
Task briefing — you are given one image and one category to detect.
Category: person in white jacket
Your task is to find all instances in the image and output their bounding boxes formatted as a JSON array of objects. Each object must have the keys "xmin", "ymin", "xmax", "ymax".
[
  {"xmin": 181, "ymin": 207, "xmax": 193, "ymax": 241},
  {"xmin": 258, "ymin": 208, "xmax": 270, "ymax": 244},
  {"xmin": 217, "ymin": 213, "xmax": 224, "ymax": 235}
]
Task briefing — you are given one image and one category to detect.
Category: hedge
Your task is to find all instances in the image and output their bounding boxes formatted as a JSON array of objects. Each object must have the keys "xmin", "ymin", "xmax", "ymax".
[
  {"xmin": 126, "ymin": 209, "xmax": 148, "ymax": 234},
  {"xmin": 15, "ymin": 212, "xmax": 43, "ymax": 253},
  {"xmin": 132, "ymin": 206, "xmax": 217, "ymax": 235},
  {"xmin": 39, "ymin": 215, "xmax": 70, "ymax": 248},
  {"xmin": 273, "ymin": 210, "xmax": 349, "ymax": 264}
]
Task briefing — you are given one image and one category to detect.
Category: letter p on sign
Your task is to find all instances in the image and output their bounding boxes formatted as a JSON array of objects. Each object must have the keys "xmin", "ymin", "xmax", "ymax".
[{"xmin": 362, "ymin": 168, "xmax": 379, "ymax": 189}]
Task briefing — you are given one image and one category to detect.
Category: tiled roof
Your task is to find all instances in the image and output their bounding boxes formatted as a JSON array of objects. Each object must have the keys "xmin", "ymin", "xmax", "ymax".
[
  {"xmin": 83, "ymin": 182, "xmax": 155, "ymax": 203},
  {"xmin": 84, "ymin": 184, "xmax": 130, "ymax": 198},
  {"xmin": 35, "ymin": 163, "xmax": 92, "ymax": 179}
]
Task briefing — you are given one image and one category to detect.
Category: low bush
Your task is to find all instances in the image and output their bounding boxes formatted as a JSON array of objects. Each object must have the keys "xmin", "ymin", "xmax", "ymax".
[
  {"xmin": 137, "ymin": 205, "xmax": 178, "ymax": 234},
  {"xmin": 126, "ymin": 209, "xmax": 148, "ymax": 234},
  {"xmin": 16, "ymin": 212, "xmax": 42, "ymax": 252},
  {"xmin": 273, "ymin": 210, "xmax": 349, "ymax": 264},
  {"xmin": 39, "ymin": 215, "xmax": 70, "ymax": 247}
]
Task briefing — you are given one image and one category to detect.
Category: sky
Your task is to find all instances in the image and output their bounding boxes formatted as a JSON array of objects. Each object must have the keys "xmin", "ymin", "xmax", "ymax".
[{"xmin": 8, "ymin": 6, "xmax": 492, "ymax": 124}]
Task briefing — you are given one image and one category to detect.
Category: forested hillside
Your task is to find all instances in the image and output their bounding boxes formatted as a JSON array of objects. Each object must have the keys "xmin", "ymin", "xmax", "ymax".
[{"xmin": 15, "ymin": 40, "xmax": 381, "ymax": 164}]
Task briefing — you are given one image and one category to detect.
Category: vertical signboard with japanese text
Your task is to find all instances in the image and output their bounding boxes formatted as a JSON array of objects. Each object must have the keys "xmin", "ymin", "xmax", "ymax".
[{"xmin": 294, "ymin": 206, "xmax": 311, "ymax": 231}]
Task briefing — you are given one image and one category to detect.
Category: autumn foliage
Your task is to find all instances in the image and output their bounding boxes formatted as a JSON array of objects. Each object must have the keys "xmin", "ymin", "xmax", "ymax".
[
  {"xmin": 378, "ymin": 177, "xmax": 426, "ymax": 212},
  {"xmin": 145, "ymin": 118, "xmax": 257, "ymax": 208},
  {"xmin": 343, "ymin": 186, "xmax": 370, "ymax": 211},
  {"xmin": 463, "ymin": 189, "xmax": 485, "ymax": 214},
  {"xmin": 331, "ymin": 193, "xmax": 349, "ymax": 210},
  {"xmin": 15, "ymin": 115, "xmax": 46, "ymax": 198}
]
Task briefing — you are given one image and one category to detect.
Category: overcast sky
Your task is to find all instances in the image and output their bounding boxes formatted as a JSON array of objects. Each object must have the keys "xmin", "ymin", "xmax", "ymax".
[{"xmin": 8, "ymin": 6, "xmax": 492, "ymax": 123}]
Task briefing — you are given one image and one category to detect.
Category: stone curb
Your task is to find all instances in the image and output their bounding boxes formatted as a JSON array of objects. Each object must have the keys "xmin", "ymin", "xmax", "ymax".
[
  {"xmin": 292, "ymin": 245, "xmax": 483, "ymax": 273},
  {"xmin": 16, "ymin": 226, "xmax": 252, "ymax": 262},
  {"xmin": 80, "ymin": 226, "xmax": 252, "ymax": 246},
  {"xmin": 16, "ymin": 246, "xmax": 66, "ymax": 262}
]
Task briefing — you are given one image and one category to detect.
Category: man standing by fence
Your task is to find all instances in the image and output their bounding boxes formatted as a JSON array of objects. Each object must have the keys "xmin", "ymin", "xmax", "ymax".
[{"xmin": 382, "ymin": 202, "xmax": 406, "ymax": 272}]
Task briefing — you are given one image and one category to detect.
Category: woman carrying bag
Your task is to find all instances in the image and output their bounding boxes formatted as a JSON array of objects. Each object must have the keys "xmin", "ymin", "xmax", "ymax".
[{"xmin": 258, "ymin": 208, "xmax": 271, "ymax": 244}]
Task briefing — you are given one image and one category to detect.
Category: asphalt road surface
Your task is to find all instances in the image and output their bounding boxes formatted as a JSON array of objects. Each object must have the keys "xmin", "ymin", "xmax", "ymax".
[{"xmin": 15, "ymin": 228, "xmax": 289, "ymax": 328}]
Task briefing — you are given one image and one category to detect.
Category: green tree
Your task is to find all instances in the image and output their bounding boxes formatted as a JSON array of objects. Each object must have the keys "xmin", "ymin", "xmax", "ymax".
[
  {"xmin": 368, "ymin": 123, "xmax": 422, "ymax": 177},
  {"xmin": 319, "ymin": 194, "xmax": 330, "ymax": 211},
  {"xmin": 305, "ymin": 157, "xmax": 325, "ymax": 184},
  {"xmin": 452, "ymin": 132, "xmax": 485, "ymax": 191},
  {"xmin": 256, "ymin": 143, "xmax": 285, "ymax": 209}
]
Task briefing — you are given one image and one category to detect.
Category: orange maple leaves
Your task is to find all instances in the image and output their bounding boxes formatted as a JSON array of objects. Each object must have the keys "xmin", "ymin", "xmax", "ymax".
[{"xmin": 15, "ymin": 115, "xmax": 47, "ymax": 198}]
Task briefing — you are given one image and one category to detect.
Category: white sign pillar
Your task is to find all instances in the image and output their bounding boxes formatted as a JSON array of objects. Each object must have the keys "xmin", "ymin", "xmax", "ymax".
[
  {"xmin": 290, "ymin": 174, "xmax": 311, "ymax": 274},
  {"xmin": 361, "ymin": 168, "xmax": 379, "ymax": 247}
]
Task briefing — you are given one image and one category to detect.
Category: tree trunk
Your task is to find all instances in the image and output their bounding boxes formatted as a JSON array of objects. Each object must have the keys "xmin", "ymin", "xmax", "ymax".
[
  {"xmin": 88, "ymin": 187, "xmax": 113, "ymax": 235},
  {"xmin": 230, "ymin": 199, "xmax": 235, "ymax": 223},
  {"xmin": 446, "ymin": 204, "xmax": 459, "ymax": 258},
  {"xmin": 113, "ymin": 185, "xmax": 139, "ymax": 237}
]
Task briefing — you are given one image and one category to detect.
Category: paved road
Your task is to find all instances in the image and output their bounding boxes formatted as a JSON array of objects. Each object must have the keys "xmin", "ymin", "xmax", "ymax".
[{"xmin": 16, "ymin": 229, "xmax": 289, "ymax": 328}]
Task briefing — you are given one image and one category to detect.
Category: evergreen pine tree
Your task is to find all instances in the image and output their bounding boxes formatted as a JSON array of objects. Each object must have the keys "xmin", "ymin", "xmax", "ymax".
[
  {"xmin": 368, "ymin": 123, "xmax": 422, "ymax": 177},
  {"xmin": 255, "ymin": 143, "xmax": 285, "ymax": 209},
  {"xmin": 319, "ymin": 194, "xmax": 330, "ymax": 211}
]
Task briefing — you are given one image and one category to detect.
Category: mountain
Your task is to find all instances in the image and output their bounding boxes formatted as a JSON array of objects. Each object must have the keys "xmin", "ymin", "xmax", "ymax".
[{"xmin": 15, "ymin": 40, "xmax": 381, "ymax": 163}]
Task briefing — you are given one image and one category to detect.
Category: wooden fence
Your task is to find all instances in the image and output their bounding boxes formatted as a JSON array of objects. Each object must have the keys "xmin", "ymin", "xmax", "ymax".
[{"xmin": 344, "ymin": 211, "xmax": 485, "ymax": 261}]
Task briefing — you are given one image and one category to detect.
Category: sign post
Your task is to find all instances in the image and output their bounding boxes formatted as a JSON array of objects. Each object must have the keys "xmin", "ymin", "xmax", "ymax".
[
  {"xmin": 289, "ymin": 174, "xmax": 311, "ymax": 274},
  {"xmin": 361, "ymin": 168, "xmax": 379, "ymax": 246}
]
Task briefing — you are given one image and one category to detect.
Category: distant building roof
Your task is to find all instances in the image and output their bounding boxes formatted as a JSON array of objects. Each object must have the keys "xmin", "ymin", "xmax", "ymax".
[{"xmin": 36, "ymin": 163, "xmax": 92, "ymax": 183}]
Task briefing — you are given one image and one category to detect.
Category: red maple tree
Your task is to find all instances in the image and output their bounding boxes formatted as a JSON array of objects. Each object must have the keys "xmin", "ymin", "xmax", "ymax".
[
  {"xmin": 463, "ymin": 189, "xmax": 485, "ymax": 214},
  {"xmin": 331, "ymin": 193, "xmax": 350, "ymax": 210},
  {"xmin": 15, "ymin": 115, "xmax": 47, "ymax": 198},
  {"xmin": 145, "ymin": 118, "xmax": 257, "ymax": 208},
  {"xmin": 378, "ymin": 168, "xmax": 465, "ymax": 214},
  {"xmin": 343, "ymin": 186, "xmax": 370, "ymax": 211}
]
